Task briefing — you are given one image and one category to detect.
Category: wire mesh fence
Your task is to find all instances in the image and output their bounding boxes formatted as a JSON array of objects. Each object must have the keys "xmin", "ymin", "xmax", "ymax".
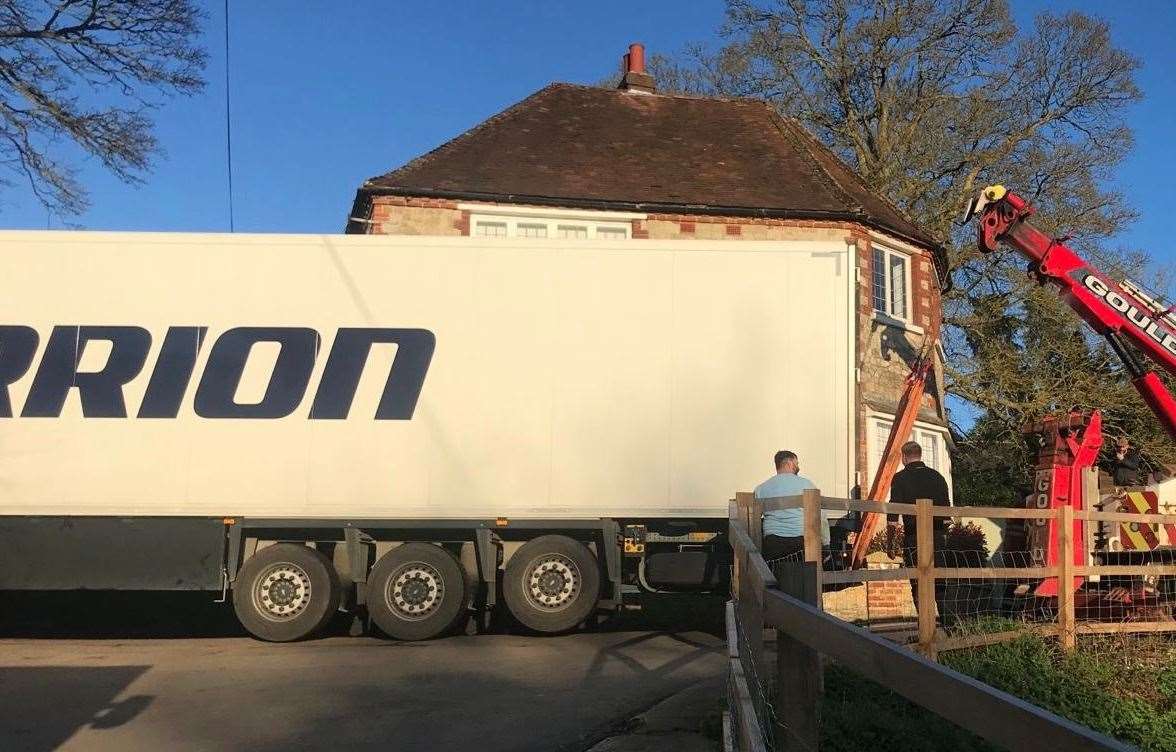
[
  {"xmin": 728, "ymin": 561, "xmax": 827, "ymax": 752},
  {"xmin": 729, "ymin": 598, "xmax": 779, "ymax": 752},
  {"xmin": 727, "ymin": 487, "xmax": 1174, "ymax": 751},
  {"xmin": 812, "ymin": 517, "xmax": 1175, "ymax": 649}
]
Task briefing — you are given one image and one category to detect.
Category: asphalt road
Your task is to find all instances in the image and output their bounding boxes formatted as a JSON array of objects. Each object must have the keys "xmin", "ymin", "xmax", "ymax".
[{"xmin": 0, "ymin": 594, "xmax": 725, "ymax": 752}]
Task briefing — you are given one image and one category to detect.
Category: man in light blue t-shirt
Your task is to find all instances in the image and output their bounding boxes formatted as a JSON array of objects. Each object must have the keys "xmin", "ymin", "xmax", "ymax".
[{"xmin": 753, "ymin": 450, "xmax": 829, "ymax": 561}]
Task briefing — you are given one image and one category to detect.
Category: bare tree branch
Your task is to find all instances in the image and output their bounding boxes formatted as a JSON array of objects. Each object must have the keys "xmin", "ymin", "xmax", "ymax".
[
  {"xmin": 661, "ymin": 1, "xmax": 1171, "ymax": 495},
  {"xmin": 0, "ymin": 0, "xmax": 206, "ymax": 214}
]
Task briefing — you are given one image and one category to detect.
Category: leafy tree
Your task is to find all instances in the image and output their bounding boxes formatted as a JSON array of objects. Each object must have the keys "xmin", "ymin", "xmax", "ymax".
[
  {"xmin": 652, "ymin": 0, "xmax": 1174, "ymax": 497},
  {"xmin": 0, "ymin": 0, "xmax": 206, "ymax": 215}
]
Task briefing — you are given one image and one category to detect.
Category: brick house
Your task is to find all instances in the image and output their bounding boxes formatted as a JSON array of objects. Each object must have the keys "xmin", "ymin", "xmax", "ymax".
[{"xmin": 345, "ymin": 45, "xmax": 951, "ymax": 496}]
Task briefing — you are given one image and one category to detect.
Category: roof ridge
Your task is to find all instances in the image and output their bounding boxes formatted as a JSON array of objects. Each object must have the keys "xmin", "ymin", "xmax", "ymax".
[
  {"xmin": 772, "ymin": 112, "xmax": 933, "ymax": 244},
  {"xmin": 364, "ymin": 83, "xmax": 565, "ymax": 187},
  {"xmin": 557, "ymin": 80, "xmax": 768, "ymax": 106},
  {"xmin": 761, "ymin": 105, "xmax": 863, "ymax": 216}
]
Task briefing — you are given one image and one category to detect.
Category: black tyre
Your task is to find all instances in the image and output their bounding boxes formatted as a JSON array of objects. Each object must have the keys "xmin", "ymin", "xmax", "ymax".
[
  {"xmin": 504, "ymin": 535, "xmax": 601, "ymax": 634},
  {"xmin": 367, "ymin": 542, "xmax": 469, "ymax": 641},
  {"xmin": 233, "ymin": 543, "xmax": 341, "ymax": 642}
]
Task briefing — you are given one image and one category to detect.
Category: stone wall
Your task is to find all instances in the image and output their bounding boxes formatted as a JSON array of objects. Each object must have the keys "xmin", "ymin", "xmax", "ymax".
[
  {"xmin": 822, "ymin": 552, "xmax": 919, "ymax": 624},
  {"xmin": 367, "ymin": 196, "xmax": 466, "ymax": 236}
]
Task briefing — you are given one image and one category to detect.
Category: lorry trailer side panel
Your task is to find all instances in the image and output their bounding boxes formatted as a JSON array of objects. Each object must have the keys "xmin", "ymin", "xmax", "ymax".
[{"xmin": 0, "ymin": 232, "xmax": 853, "ymax": 521}]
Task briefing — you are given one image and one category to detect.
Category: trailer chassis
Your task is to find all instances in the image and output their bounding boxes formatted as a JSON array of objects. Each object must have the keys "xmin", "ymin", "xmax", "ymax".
[{"xmin": 224, "ymin": 517, "xmax": 626, "ymax": 614}]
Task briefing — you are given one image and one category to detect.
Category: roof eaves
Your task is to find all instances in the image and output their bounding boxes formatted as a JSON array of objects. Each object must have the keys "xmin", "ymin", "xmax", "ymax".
[
  {"xmin": 356, "ymin": 183, "xmax": 872, "ymax": 224},
  {"xmin": 773, "ymin": 113, "xmax": 928, "ymax": 237},
  {"xmin": 765, "ymin": 110, "xmax": 950, "ymax": 284},
  {"xmin": 351, "ymin": 184, "xmax": 947, "ymax": 262}
]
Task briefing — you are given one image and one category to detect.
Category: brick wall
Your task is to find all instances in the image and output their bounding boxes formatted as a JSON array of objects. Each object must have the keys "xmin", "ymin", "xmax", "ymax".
[
  {"xmin": 643, "ymin": 213, "xmax": 863, "ymax": 243},
  {"xmin": 853, "ymin": 232, "xmax": 946, "ymax": 491},
  {"xmin": 864, "ymin": 552, "xmax": 918, "ymax": 620},
  {"xmin": 366, "ymin": 196, "xmax": 468, "ymax": 236},
  {"xmin": 866, "ymin": 579, "xmax": 918, "ymax": 621}
]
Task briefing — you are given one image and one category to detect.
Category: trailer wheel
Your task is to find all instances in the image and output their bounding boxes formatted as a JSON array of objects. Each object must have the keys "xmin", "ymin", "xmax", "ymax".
[
  {"xmin": 504, "ymin": 535, "xmax": 600, "ymax": 634},
  {"xmin": 233, "ymin": 543, "xmax": 341, "ymax": 642},
  {"xmin": 367, "ymin": 543, "xmax": 468, "ymax": 641}
]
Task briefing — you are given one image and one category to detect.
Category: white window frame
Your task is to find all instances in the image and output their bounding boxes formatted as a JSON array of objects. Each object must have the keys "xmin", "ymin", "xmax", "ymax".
[
  {"xmin": 472, "ymin": 220, "xmax": 508, "ymax": 238},
  {"xmin": 865, "ymin": 410, "xmax": 952, "ymax": 499},
  {"xmin": 461, "ymin": 204, "xmax": 644, "ymax": 241},
  {"xmin": 471, "ymin": 214, "xmax": 630, "ymax": 239},
  {"xmin": 870, "ymin": 244, "xmax": 914, "ymax": 328}
]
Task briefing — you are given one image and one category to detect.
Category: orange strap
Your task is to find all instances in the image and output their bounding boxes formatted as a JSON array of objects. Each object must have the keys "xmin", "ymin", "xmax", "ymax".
[{"xmin": 849, "ymin": 331, "xmax": 937, "ymax": 568}]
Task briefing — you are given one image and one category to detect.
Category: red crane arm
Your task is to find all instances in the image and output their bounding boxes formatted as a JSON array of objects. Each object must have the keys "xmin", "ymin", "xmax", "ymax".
[{"xmin": 964, "ymin": 186, "xmax": 1176, "ymax": 440}]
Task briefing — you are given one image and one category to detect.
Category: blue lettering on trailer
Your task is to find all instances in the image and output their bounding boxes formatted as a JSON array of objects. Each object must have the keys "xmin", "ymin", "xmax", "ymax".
[{"xmin": 0, "ymin": 326, "xmax": 435, "ymax": 419}]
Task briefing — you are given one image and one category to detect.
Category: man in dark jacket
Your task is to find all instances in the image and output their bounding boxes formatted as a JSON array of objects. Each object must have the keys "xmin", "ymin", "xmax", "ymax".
[
  {"xmin": 887, "ymin": 441, "xmax": 951, "ymax": 617},
  {"xmin": 1109, "ymin": 436, "xmax": 1142, "ymax": 486}
]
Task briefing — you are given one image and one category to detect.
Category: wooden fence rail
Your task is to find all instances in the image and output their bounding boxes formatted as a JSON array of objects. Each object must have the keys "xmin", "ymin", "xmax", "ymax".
[
  {"xmin": 762, "ymin": 586, "xmax": 1131, "ymax": 752},
  {"xmin": 725, "ymin": 481, "xmax": 1173, "ymax": 751},
  {"xmin": 753, "ymin": 479, "xmax": 1176, "ymax": 655}
]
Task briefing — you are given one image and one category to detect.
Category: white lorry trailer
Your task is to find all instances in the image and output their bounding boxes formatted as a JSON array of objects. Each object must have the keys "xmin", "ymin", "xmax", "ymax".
[{"xmin": 0, "ymin": 231, "xmax": 854, "ymax": 640}]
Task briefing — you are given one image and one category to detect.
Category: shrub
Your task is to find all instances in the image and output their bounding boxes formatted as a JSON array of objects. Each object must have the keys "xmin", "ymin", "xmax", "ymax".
[
  {"xmin": 942, "ymin": 635, "xmax": 1176, "ymax": 751},
  {"xmin": 863, "ymin": 520, "xmax": 990, "ymax": 560},
  {"xmin": 865, "ymin": 524, "xmax": 901, "ymax": 557},
  {"xmin": 943, "ymin": 521, "xmax": 989, "ymax": 559}
]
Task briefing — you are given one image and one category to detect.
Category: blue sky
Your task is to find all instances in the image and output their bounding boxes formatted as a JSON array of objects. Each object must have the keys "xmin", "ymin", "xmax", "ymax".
[{"xmin": 1, "ymin": 0, "xmax": 1172, "ymax": 279}]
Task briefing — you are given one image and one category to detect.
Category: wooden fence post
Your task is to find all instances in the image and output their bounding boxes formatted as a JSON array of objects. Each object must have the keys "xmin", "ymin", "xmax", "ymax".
[
  {"xmin": 729, "ymin": 499, "xmax": 740, "ymax": 599},
  {"xmin": 736, "ymin": 491, "xmax": 752, "ymax": 527},
  {"xmin": 916, "ymin": 497, "xmax": 937, "ymax": 660},
  {"xmin": 802, "ymin": 488, "xmax": 824, "ymax": 610},
  {"xmin": 747, "ymin": 586, "xmax": 765, "ymax": 682},
  {"xmin": 775, "ymin": 561, "xmax": 821, "ymax": 752},
  {"xmin": 742, "ymin": 491, "xmax": 764, "ymax": 549},
  {"xmin": 1058, "ymin": 504, "xmax": 1076, "ymax": 652},
  {"xmin": 734, "ymin": 492, "xmax": 766, "ymax": 676},
  {"xmin": 736, "ymin": 491, "xmax": 758, "ymax": 552}
]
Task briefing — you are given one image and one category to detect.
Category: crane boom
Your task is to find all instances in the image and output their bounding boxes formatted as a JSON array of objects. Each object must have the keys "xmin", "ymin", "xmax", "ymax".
[{"xmin": 963, "ymin": 185, "xmax": 1176, "ymax": 440}]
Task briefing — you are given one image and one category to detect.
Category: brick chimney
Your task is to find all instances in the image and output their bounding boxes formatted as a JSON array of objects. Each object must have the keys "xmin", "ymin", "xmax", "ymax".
[{"xmin": 617, "ymin": 43, "xmax": 656, "ymax": 94}]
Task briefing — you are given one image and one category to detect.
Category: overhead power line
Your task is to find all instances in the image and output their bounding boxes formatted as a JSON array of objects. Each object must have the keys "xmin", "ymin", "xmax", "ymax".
[{"xmin": 224, "ymin": 0, "xmax": 235, "ymax": 232}]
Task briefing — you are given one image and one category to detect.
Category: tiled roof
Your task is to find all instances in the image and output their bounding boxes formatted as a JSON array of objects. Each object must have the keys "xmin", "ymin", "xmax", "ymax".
[{"xmin": 358, "ymin": 83, "xmax": 940, "ymax": 255}]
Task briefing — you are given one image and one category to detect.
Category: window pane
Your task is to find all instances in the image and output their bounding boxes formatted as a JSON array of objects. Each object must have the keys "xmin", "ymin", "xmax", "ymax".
[
  {"xmin": 558, "ymin": 225, "xmax": 588, "ymax": 239},
  {"xmin": 888, "ymin": 253, "xmax": 907, "ymax": 319},
  {"xmin": 517, "ymin": 223, "xmax": 547, "ymax": 238},
  {"xmin": 917, "ymin": 430, "xmax": 939, "ymax": 471},
  {"xmin": 875, "ymin": 421, "xmax": 945, "ymax": 476},
  {"xmin": 872, "ymin": 248, "xmax": 887, "ymax": 313},
  {"xmin": 596, "ymin": 226, "xmax": 627, "ymax": 239},
  {"xmin": 876, "ymin": 420, "xmax": 893, "ymax": 454},
  {"xmin": 873, "ymin": 419, "xmax": 893, "ymax": 481},
  {"xmin": 475, "ymin": 221, "xmax": 507, "ymax": 237}
]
